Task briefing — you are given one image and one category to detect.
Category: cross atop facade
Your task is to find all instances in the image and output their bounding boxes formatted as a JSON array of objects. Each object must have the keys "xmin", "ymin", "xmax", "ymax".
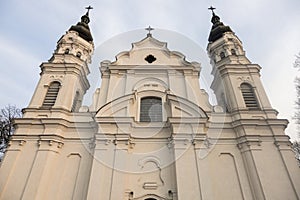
[
  {"xmin": 208, "ymin": 6, "xmax": 216, "ymax": 14},
  {"xmin": 85, "ymin": 5, "xmax": 93, "ymax": 15},
  {"xmin": 145, "ymin": 26, "xmax": 154, "ymax": 36}
]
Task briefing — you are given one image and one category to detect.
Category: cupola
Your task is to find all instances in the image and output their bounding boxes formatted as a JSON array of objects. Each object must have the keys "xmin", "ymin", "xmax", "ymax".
[
  {"xmin": 208, "ymin": 6, "xmax": 233, "ymax": 42},
  {"xmin": 69, "ymin": 6, "xmax": 93, "ymax": 42}
]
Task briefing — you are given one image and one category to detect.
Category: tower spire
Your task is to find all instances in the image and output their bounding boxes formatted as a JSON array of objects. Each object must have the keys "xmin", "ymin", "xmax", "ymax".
[
  {"xmin": 208, "ymin": 6, "xmax": 216, "ymax": 15},
  {"xmin": 208, "ymin": 7, "xmax": 233, "ymax": 42},
  {"xmin": 85, "ymin": 5, "xmax": 93, "ymax": 16},
  {"xmin": 69, "ymin": 6, "xmax": 94, "ymax": 42}
]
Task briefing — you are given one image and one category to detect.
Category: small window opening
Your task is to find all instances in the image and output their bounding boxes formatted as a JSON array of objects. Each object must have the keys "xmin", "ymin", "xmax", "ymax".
[
  {"xmin": 231, "ymin": 49, "xmax": 237, "ymax": 55},
  {"xmin": 220, "ymin": 52, "xmax": 225, "ymax": 59},
  {"xmin": 42, "ymin": 81, "xmax": 61, "ymax": 109},
  {"xmin": 145, "ymin": 54, "xmax": 156, "ymax": 63},
  {"xmin": 76, "ymin": 52, "xmax": 82, "ymax": 58},
  {"xmin": 64, "ymin": 48, "xmax": 70, "ymax": 54},
  {"xmin": 140, "ymin": 97, "xmax": 162, "ymax": 122},
  {"xmin": 241, "ymin": 83, "xmax": 259, "ymax": 110}
]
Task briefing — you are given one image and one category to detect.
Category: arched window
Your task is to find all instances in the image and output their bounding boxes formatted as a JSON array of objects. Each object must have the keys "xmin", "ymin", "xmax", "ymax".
[
  {"xmin": 64, "ymin": 48, "xmax": 70, "ymax": 54},
  {"xmin": 240, "ymin": 83, "xmax": 259, "ymax": 110},
  {"xmin": 140, "ymin": 97, "xmax": 162, "ymax": 122},
  {"xmin": 42, "ymin": 81, "xmax": 61, "ymax": 109},
  {"xmin": 145, "ymin": 198, "xmax": 157, "ymax": 200},
  {"xmin": 231, "ymin": 49, "xmax": 237, "ymax": 55},
  {"xmin": 76, "ymin": 52, "xmax": 81, "ymax": 58},
  {"xmin": 220, "ymin": 51, "xmax": 225, "ymax": 59}
]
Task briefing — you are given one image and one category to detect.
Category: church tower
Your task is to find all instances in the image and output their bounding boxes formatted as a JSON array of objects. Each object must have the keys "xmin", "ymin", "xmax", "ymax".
[
  {"xmin": 207, "ymin": 8, "xmax": 300, "ymax": 199},
  {"xmin": 0, "ymin": 8, "xmax": 96, "ymax": 200},
  {"xmin": 26, "ymin": 7, "xmax": 94, "ymax": 113},
  {"xmin": 207, "ymin": 8, "xmax": 272, "ymax": 113},
  {"xmin": 0, "ymin": 7, "xmax": 299, "ymax": 200}
]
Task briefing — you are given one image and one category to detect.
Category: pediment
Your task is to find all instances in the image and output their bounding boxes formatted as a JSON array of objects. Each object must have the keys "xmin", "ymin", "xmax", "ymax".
[
  {"xmin": 132, "ymin": 36, "xmax": 168, "ymax": 51},
  {"xmin": 111, "ymin": 36, "xmax": 199, "ymax": 68},
  {"xmin": 96, "ymin": 94, "xmax": 134, "ymax": 118},
  {"xmin": 95, "ymin": 93, "xmax": 208, "ymax": 120}
]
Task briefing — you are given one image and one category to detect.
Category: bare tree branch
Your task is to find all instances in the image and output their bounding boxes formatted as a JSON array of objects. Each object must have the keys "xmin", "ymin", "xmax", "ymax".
[
  {"xmin": 292, "ymin": 141, "xmax": 300, "ymax": 166},
  {"xmin": 0, "ymin": 105, "xmax": 22, "ymax": 162},
  {"xmin": 294, "ymin": 52, "xmax": 300, "ymax": 69},
  {"xmin": 294, "ymin": 53, "xmax": 300, "ymax": 138}
]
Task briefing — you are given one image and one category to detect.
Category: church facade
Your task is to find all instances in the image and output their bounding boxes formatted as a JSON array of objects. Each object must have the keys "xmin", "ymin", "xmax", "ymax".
[{"xmin": 0, "ymin": 8, "xmax": 299, "ymax": 200}]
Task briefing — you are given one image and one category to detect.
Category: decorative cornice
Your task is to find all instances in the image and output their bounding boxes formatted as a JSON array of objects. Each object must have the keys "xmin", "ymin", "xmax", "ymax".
[{"xmin": 237, "ymin": 135, "xmax": 262, "ymax": 151}]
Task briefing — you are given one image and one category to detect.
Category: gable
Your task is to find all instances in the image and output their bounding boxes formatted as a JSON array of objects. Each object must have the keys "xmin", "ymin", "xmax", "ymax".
[{"xmin": 110, "ymin": 36, "xmax": 199, "ymax": 69}]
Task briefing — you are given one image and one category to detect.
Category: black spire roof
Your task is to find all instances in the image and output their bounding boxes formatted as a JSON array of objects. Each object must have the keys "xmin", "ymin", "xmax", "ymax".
[
  {"xmin": 208, "ymin": 7, "xmax": 233, "ymax": 42},
  {"xmin": 69, "ymin": 7, "xmax": 93, "ymax": 42}
]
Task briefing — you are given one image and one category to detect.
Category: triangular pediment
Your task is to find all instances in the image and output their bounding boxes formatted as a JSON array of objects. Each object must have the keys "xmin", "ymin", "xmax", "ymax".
[
  {"xmin": 131, "ymin": 36, "xmax": 168, "ymax": 51},
  {"xmin": 111, "ymin": 35, "xmax": 198, "ymax": 68}
]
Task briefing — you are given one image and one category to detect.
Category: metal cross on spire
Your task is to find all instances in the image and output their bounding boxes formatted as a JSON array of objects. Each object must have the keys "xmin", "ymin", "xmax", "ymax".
[
  {"xmin": 85, "ymin": 5, "xmax": 93, "ymax": 15},
  {"xmin": 208, "ymin": 6, "xmax": 216, "ymax": 14},
  {"xmin": 145, "ymin": 26, "xmax": 154, "ymax": 36}
]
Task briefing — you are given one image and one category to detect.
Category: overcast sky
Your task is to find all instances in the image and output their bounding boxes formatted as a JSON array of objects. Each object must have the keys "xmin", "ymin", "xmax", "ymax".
[{"xmin": 0, "ymin": 0, "xmax": 299, "ymax": 140}]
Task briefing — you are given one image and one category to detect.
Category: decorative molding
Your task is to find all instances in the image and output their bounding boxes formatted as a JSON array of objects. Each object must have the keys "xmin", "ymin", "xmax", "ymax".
[
  {"xmin": 37, "ymin": 136, "xmax": 64, "ymax": 153},
  {"xmin": 237, "ymin": 76, "xmax": 251, "ymax": 83},
  {"xmin": 167, "ymin": 137, "xmax": 174, "ymax": 149},
  {"xmin": 7, "ymin": 139, "xmax": 27, "ymax": 147},
  {"xmin": 237, "ymin": 136, "xmax": 262, "ymax": 151},
  {"xmin": 131, "ymin": 193, "xmax": 171, "ymax": 200},
  {"xmin": 143, "ymin": 182, "xmax": 158, "ymax": 190},
  {"xmin": 126, "ymin": 138, "xmax": 135, "ymax": 151},
  {"xmin": 274, "ymin": 136, "xmax": 292, "ymax": 150}
]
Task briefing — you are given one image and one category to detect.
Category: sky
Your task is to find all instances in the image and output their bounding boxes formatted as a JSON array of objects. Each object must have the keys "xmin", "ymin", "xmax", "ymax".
[{"xmin": 0, "ymin": 0, "xmax": 299, "ymax": 140}]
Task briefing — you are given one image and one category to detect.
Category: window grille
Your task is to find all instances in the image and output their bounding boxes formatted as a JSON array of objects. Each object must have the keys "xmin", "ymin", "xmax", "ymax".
[
  {"xmin": 140, "ymin": 97, "xmax": 162, "ymax": 122},
  {"xmin": 241, "ymin": 83, "xmax": 259, "ymax": 110},
  {"xmin": 42, "ymin": 81, "xmax": 61, "ymax": 109}
]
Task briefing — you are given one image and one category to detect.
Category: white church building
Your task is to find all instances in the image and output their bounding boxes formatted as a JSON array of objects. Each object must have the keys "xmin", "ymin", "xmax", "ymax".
[{"xmin": 0, "ymin": 8, "xmax": 299, "ymax": 200}]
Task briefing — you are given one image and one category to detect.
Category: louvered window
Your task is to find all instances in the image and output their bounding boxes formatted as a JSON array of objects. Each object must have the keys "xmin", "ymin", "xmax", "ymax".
[
  {"xmin": 241, "ymin": 83, "xmax": 259, "ymax": 110},
  {"xmin": 42, "ymin": 81, "xmax": 61, "ymax": 109},
  {"xmin": 140, "ymin": 97, "xmax": 162, "ymax": 122}
]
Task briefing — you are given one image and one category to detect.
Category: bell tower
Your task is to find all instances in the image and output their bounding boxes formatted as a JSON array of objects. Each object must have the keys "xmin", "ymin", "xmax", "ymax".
[
  {"xmin": 25, "ymin": 7, "xmax": 94, "ymax": 114},
  {"xmin": 207, "ymin": 7, "xmax": 273, "ymax": 115},
  {"xmin": 207, "ymin": 7, "xmax": 300, "ymax": 199}
]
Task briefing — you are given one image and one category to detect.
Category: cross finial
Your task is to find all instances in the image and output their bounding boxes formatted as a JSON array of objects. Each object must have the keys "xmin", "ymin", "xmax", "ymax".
[
  {"xmin": 85, "ymin": 5, "xmax": 93, "ymax": 15},
  {"xmin": 208, "ymin": 6, "xmax": 216, "ymax": 14},
  {"xmin": 145, "ymin": 26, "xmax": 154, "ymax": 36}
]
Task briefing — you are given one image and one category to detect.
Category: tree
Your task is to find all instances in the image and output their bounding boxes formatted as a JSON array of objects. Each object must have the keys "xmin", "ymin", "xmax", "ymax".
[
  {"xmin": 292, "ymin": 141, "xmax": 300, "ymax": 166},
  {"xmin": 294, "ymin": 52, "xmax": 300, "ymax": 138},
  {"xmin": 293, "ymin": 53, "xmax": 300, "ymax": 166},
  {"xmin": 294, "ymin": 53, "xmax": 300, "ymax": 69},
  {"xmin": 0, "ymin": 105, "xmax": 22, "ymax": 162}
]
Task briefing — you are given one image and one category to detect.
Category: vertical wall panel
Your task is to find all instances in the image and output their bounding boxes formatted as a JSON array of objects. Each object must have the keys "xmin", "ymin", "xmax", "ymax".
[
  {"xmin": 57, "ymin": 154, "xmax": 81, "ymax": 200},
  {"xmin": 212, "ymin": 153, "xmax": 244, "ymax": 200}
]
